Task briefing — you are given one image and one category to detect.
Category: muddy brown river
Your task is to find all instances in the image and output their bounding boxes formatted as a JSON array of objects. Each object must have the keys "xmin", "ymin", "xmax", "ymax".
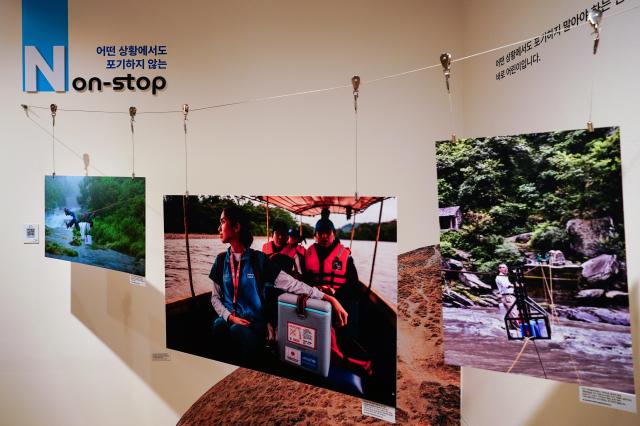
[{"xmin": 444, "ymin": 307, "xmax": 635, "ymax": 393}]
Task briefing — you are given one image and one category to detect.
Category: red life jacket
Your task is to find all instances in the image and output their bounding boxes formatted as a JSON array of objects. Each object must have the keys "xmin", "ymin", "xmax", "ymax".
[
  {"xmin": 262, "ymin": 241, "xmax": 299, "ymax": 260},
  {"xmin": 304, "ymin": 242, "xmax": 350, "ymax": 288}
]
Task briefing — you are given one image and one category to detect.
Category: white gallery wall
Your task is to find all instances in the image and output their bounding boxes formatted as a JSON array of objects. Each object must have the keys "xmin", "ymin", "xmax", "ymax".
[
  {"xmin": 0, "ymin": 0, "xmax": 637, "ymax": 425},
  {"xmin": 459, "ymin": 0, "xmax": 640, "ymax": 425},
  {"xmin": 0, "ymin": 1, "xmax": 462, "ymax": 425}
]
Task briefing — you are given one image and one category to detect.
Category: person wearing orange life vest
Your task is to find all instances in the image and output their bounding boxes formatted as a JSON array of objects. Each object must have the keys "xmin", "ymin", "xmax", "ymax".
[
  {"xmin": 262, "ymin": 220, "xmax": 301, "ymax": 278},
  {"xmin": 284, "ymin": 227, "xmax": 306, "ymax": 278},
  {"xmin": 261, "ymin": 220, "xmax": 289, "ymax": 258},
  {"xmin": 304, "ymin": 209, "xmax": 358, "ymax": 295},
  {"xmin": 304, "ymin": 208, "xmax": 372, "ymax": 376},
  {"xmin": 287, "ymin": 227, "xmax": 306, "ymax": 257}
]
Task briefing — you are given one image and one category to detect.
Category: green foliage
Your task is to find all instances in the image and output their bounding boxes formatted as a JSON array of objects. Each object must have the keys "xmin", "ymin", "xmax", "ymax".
[
  {"xmin": 529, "ymin": 222, "xmax": 569, "ymax": 253},
  {"xmin": 70, "ymin": 227, "xmax": 82, "ymax": 246},
  {"xmin": 436, "ymin": 128, "xmax": 624, "ymax": 266},
  {"xmin": 77, "ymin": 177, "xmax": 145, "ymax": 259},
  {"xmin": 44, "ymin": 176, "xmax": 68, "ymax": 211},
  {"xmin": 440, "ymin": 230, "xmax": 464, "ymax": 248},
  {"xmin": 164, "ymin": 196, "xmax": 395, "ymax": 243},
  {"xmin": 45, "ymin": 241, "xmax": 78, "ymax": 257},
  {"xmin": 163, "ymin": 196, "xmax": 299, "ymax": 237},
  {"xmin": 439, "ymin": 241, "xmax": 456, "ymax": 259},
  {"xmin": 336, "ymin": 220, "xmax": 397, "ymax": 242}
]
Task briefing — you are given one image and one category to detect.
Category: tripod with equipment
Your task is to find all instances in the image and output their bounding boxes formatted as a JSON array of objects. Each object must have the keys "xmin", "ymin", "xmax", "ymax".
[{"xmin": 504, "ymin": 267, "xmax": 551, "ymax": 340}]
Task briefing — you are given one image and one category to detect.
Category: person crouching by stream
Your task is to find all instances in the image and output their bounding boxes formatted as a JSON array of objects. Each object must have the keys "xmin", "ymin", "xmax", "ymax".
[
  {"xmin": 496, "ymin": 263, "xmax": 518, "ymax": 319},
  {"xmin": 210, "ymin": 206, "xmax": 348, "ymax": 365}
]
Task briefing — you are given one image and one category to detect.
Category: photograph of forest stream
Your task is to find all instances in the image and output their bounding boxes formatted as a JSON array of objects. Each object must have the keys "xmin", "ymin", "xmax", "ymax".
[
  {"xmin": 436, "ymin": 127, "xmax": 635, "ymax": 393},
  {"xmin": 44, "ymin": 176, "xmax": 145, "ymax": 275}
]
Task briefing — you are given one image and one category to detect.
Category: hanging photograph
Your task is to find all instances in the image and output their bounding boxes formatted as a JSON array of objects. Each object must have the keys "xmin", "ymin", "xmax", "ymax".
[
  {"xmin": 44, "ymin": 175, "xmax": 145, "ymax": 275},
  {"xmin": 437, "ymin": 127, "xmax": 635, "ymax": 393},
  {"xmin": 164, "ymin": 195, "xmax": 397, "ymax": 406},
  {"xmin": 176, "ymin": 245, "xmax": 459, "ymax": 425}
]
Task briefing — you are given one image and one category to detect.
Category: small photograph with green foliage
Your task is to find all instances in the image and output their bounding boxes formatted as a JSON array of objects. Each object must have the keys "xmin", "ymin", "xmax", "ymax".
[
  {"xmin": 437, "ymin": 127, "xmax": 634, "ymax": 394},
  {"xmin": 44, "ymin": 175, "xmax": 145, "ymax": 275}
]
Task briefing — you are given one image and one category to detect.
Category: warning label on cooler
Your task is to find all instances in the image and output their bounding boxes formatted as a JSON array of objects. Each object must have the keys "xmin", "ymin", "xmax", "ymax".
[
  {"xmin": 287, "ymin": 322, "xmax": 316, "ymax": 349},
  {"xmin": 284, "ymin": 346, "xmax": 301, "ymax": 366}
]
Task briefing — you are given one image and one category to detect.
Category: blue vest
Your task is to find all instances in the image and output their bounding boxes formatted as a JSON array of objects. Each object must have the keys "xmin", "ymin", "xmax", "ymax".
[{"xmin": 220, "ymin": 248, "xmax": 265, "ymax": 323}]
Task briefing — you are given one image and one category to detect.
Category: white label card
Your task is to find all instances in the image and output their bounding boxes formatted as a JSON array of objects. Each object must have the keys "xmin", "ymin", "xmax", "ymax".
[
  {"xmin": 287, "ymin": 322, "xmax": 316, "ymax": 349},
  {"xmin": 129, "ymin": 274, "xmax": 146, "ymax": 286},
  {"xmin": 362, "ymin": 400, "xmax": 395, "ymax": 423},
  {"xmin": 23, "ymin": 223, "xmax": 39, "ymax": 244},
  {"xmin": 579, "ymin": 386, "xmax": 637, "ymax": 413},
  {"xmin": 284, "ymin": 346, "xmax": 301, "ymax": 366},
  {"xmin": 152, "ymin": 352, "xmax": 170, "ymax": 361}
]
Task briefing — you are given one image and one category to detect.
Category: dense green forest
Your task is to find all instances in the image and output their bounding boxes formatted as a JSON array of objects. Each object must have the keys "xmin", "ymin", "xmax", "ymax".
[
  {"xmin": 437, "ymin": 128, "xmax": 624, "ymax": 271},
  {"xmin": 337, "ymin": 220, "xmax": 397, "ymax": 242},
  {"xmin": 163, "ymin": 196, "xmax": 314, "ymax": 237},
  {"xmin": 77, "ymin": 177, "xmax": 145, "ymax": 259},
  {"xmin": 45, "ymin": 176, "xmax": 69, "ymax": 211},
  {"xmin": 164, "ymin": 196, "xmax": 396, "ymax": 241}
]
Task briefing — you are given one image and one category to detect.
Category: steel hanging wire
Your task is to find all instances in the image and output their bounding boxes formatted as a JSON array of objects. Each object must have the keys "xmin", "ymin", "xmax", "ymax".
[{"xmin": 181, "ymin": 104, "xmax": 195, "ymax": 300}]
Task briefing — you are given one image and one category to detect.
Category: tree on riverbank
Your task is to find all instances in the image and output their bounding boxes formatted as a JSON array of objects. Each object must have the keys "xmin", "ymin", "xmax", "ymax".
[{"xmin": 437, "ymin": 128, "xmax": 624, "ymax": 271}]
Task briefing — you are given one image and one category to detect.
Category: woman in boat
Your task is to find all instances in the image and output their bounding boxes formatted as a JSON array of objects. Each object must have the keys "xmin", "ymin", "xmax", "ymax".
[{"xmin": 210, "ymin": 206, "xmax": 348, "ymax": 364}]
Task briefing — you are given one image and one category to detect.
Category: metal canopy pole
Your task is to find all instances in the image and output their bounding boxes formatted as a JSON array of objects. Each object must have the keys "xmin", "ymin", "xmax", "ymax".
[{"xmin": 368, "ymin": 199, "xmax": 384, "ymax": 289}]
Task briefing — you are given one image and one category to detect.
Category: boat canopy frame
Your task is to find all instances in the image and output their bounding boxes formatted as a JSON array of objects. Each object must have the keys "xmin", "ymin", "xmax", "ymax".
[{"xmin": 255, "ymin": 196, "xmax": 390, "ymax": 290}]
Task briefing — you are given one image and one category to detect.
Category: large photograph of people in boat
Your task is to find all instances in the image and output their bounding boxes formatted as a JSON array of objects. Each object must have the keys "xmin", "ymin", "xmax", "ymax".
[
  {"xmin": 436, "ymin": 127, "xmax": 634, "ymax": 393},
  {"xmin": 44, "ymin": 175, "xmax": 146, "ymax": 275},
  {"xmin": 164, "ymin": 195, "xmax": 397, "ymax": 406}
]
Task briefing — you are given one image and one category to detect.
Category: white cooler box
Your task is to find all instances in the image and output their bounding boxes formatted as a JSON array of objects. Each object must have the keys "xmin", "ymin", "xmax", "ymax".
[{"xmin": 277, "ymin": 293, "xmax": 332, "ymax": 377}]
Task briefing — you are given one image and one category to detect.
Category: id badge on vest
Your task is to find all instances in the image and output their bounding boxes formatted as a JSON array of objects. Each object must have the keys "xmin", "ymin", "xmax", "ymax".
[{"xmin": 332, "ymin": 256, "xmax": 343, "ymax": 271}]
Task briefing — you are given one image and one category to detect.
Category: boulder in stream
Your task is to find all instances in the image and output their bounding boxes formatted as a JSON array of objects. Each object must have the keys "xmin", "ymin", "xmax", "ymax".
[
  {"xmin": 566, "ymin": 217, "xmax": 614, "ymax": 257},
  {"xmin": 581, "ymin": 254, "xmax": 619, "ymax": 284}
]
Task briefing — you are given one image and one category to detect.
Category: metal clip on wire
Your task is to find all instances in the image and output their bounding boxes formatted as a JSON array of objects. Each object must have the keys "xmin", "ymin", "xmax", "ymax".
[
  {"xmin": 588, "ymin": 8, "xmax": 603, "ymax": 55},
  {"xmin": 586, "ymin": 8, "xmax": 603, "ymax": 132},
  {"xmin": 351, "ymin": 75, "xmax": 360, "ymax": 113},
  {"xmin": 440, "ymin": 53, "xmax": 452, "ymax": 94},
  {"xmin": 50, "ymin": 104, "xmax": 58, "ymax": 177},
  {"xmin": 182, "ymin": 104, "xmax": 190, "ymax": 196},
  {"xmin": 50, "ymin": 103, "xmax": 57, "ymax": 123},
  {"xmin": 351, "ymin": 76, "xmax": 360, "ymax": 201},
  {"xmin": 129, "ymin": 106, "xmax": 137, "ymax": 178},
  {"xmin": 440, "ymin": 53, "xmax": 457, "ymax": 143},
  {"xmin": 182, "ymin": 103, "xmax": 189, "ymax": 133}
]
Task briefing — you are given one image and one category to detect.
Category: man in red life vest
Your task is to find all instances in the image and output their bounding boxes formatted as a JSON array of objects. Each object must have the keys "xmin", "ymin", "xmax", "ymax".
[
  {"xmin": 304, "ymin": 208, "xmax": 372, "ymax": 375},
  {"xmin": 262, "ymin": 221, "xmax": 301, "ymax": 276},
  {"xmin": 287, "ymin": 227, "xmax": 306, "ymax": 257},
  {"xmin": 262, "ymin": 220, "xmax": 289, "ymax": 258},
  {"xmin": 304, "ymin": 213, "xmax": 356, "ymax": 296}
]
